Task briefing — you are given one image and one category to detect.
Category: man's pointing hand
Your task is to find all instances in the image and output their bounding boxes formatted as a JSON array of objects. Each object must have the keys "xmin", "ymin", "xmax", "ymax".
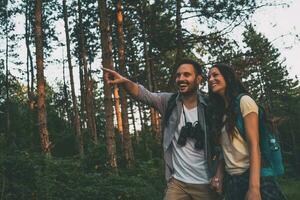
[{"xmin": 101, "ymin": 67, "xmax": 126, "ymax": 85}]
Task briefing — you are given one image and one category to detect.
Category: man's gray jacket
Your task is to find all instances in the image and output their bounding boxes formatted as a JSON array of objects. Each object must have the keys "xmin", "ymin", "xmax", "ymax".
[{"xmin": 135, "ymin": 84, "xmax": 217, "ymax": 181}]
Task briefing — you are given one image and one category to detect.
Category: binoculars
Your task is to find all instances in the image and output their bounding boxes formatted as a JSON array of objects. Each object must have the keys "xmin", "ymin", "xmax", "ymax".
[{"xmin": 177, "ymin": 121, "xmax": 204, "ymax": 150}]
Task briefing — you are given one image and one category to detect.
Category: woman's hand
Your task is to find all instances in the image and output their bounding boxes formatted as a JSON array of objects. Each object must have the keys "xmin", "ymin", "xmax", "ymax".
[
  {"xmin": 245, "ymin": 187, "xmax": 261, "ymax": 200},
  {"xmin": 210, "ymin": 175, "xmax": 223, "ymax": 194}
]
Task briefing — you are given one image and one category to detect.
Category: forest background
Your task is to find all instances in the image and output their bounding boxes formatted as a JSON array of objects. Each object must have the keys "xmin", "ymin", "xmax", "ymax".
[{"xmin": 0, "ymin": 0, "xmax": 300, "ymax": 199}]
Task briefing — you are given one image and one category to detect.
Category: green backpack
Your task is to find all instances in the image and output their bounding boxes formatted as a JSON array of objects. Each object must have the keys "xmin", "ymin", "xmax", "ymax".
[{"xmin": 235, "ymin": 94, "xmax": 284, "ymax": 177}]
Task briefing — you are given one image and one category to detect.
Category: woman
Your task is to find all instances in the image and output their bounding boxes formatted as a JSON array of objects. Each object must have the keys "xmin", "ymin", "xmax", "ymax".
[{"xmin": 208, "ymin": 63, "xmax": 286, "ymax": 200}]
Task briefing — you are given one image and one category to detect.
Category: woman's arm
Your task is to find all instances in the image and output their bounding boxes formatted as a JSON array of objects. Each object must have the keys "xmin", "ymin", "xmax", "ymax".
[
  {"xmin": 211, "ymin": 158, "xmax": 224, "ymax": 194},
  {"xmin": 244, "ymin": 112, "xmax": 261, "ymax": 200}
]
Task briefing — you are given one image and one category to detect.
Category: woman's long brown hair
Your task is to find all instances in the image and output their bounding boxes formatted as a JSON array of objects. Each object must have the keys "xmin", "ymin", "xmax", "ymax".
[{"xmin": 208, "ymin": 63, "xmax": 249, "ymax": 143}]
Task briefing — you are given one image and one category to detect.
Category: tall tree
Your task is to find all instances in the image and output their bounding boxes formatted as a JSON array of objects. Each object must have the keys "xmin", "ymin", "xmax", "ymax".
[
  {"xmin": 140, "ymin": 1, "xmax": 160, "ymax": 138},
  {"xmin": 128, "ymin": 98, "xmax": 137, "ymax": 142},
  {"xmin": 62, "ymin": 59, "xmax": 72, "ymax": 127},
  {"xmin": 116, "ymin": 0, "xmax": 134, "ymax": 168},
  {"xmin": 113, "ymin": 85, "xmax": 123, "ymax": 135},
  {"xmin": 98, "ymin": 0, "xmax": 118, "ymax": 171},
  {"xmin": 62, "ymin": 0, "xmax": 84, "ymax": 156},
  {"xmin": 139, "ymin": 14, "xmax": 154, "ymax": 143},
  {"xmin": 35, "ymin": 0, "xmax": 51, "ymax": 154},
  {"xmin": 0, "ymin": 1, "xmax": 22, "ymax": 148},
  {"xmin": 242, "ymin": 25, "xmax": 298, "ymax": 111},
  {"xmin": 24, "ymin": 0, "xmax": 35, "ymax": 109},
  {"xmin": 4, "ymin": 0, "xmax": 10, "ymax": 143},
  {"xmin": 78, "ymin": 0, "xmax": 98, "ymax": 144},
  {"xmin": 175, "ymin": 0, "xmax": 183, "ymax": 63}
]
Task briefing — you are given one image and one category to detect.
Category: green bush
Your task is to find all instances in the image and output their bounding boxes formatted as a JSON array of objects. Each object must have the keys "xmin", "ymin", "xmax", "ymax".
[
  {"xmin": 0, "ymin": 151, "xmax": 165, "ymax": 200},
  {"xmin": 278, "ymin": 177, "xmax": 300, "ymax": 199}
]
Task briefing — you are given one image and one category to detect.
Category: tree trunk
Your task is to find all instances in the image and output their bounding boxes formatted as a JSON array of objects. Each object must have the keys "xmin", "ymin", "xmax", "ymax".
[
  {"xmin": 98, "ymin": 0, "xmax": 118, "ymax": 172},
  {"xmin": 25, "ymin": 0, "xmax": 35, "ymax": 98},
  {"xmin": 25, "ymin": 1, "xmax": 36, "ymax": 151},
  {"xmin": 78, "ymin": 0, "xmax": 98, "ymax": 144},
  {"xmin": 35, "ymin": 0, "xmax": 51, "ymax": 154},
  {"xmin": 175, "ymin": 0, "xmax": 183, "ymax": 63},
  {"xmin": 5, "ymin": 14, "xmax": 9, "ymax": 136},
  {"xmin": 111, "ymin": 22, "xmax": 123, "ymax": 137},
  {"xmin": 62, "ymin": 59, "xmax": 72, "ymax": 127},
  {"xmin": 143, "ymin": 105, "xmax": 149, "ymax": 127},
  {"xmin": 129, "ymin": 99, "xmax": 137, "ymax": 144},
  {"xmin": 113, "ymin": 85, "xmax": 123, "ymax": 134},
  {"xmin": 62, "ymin": 0, "xmax": 84, "ymax": 157},
  {"xmin": 140, "ymin": 2, "xmax": 158, "ymax": 137},
  {"xmin": 116, "ymin": 0, "xmax": 134, "ymax": 168},
  {"xmin": 155, "ymin": 110, "xmax": 161, "ymax": 142},
  {"xmin": 78, "ymin": 59, "xmax": 86, "ymax": 129},
  {"xmin": 5, "ymin": 1, "xmax": 12, "ymax": 147},
  {"xmin": 25, "ymin": 0, "xmax": 35, "ymax": 107},
  {"xmin": 137, "ymin": 101, "xmax": 144, "ymax": 131},
  {"xmin": 152, "ymin": 73, "xmax": 161, "ymax": 143},
  {"xmin": 148, "ymin": 51, "xmax": 161, "ymax": 142},
  {"xmin": 126, "ymin": 24, "xmax": 139, "ymax": 143}
]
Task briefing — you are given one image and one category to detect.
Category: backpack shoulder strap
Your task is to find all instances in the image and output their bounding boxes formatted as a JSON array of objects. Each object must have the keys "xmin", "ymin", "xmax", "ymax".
[
  {"xmin": 235, "ymin": 93, "xmax": 247, "ymax": 141},
  {"xmin": 164, "ymin": 93, "xmax": 178, "ymax": 126}
]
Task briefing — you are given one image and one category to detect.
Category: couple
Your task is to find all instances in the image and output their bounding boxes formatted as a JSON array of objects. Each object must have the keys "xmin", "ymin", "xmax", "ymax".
[{"xmin": 103, "ymin": 59, "xmax": 286, "ymax": 200}]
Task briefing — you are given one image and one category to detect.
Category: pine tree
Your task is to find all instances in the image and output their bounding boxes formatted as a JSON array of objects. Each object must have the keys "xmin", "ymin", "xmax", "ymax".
[
  {"xmin": 35, "ymin": 0, "xmax": 51, "ymax": 154},
  {"xmin": 115, "ymin": 0, "xmax": 135, "ymax": 168},
  {"xmin": 62, "ymin": 0, "xmax": 84, "ymax": 156},
  {"xmin": 98, "ymin": 0, "xmax": 118, "ymax": 172},
  {"xmin": 242, "ymin": 25, "xmax": 298, "ymax": 112}
]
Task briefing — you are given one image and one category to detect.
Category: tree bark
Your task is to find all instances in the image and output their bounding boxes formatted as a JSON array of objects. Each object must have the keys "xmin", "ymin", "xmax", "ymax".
[
  {"xmin": 128, "ymin": 99, "xmax": 137, "ymax": 143},
  {"xmin": 78, "ymin": 0, "xmax": 98, "ymax": 144},
  {"xmin": 98, "ymin": 0, "xmax": 118, "ymax": 172},
  {"xmin": 113, "ymin": 85, "xmax": 123, "ymax": 135},
  {"xmin": 25, "ymin": 0, "xmax": 35, "ymax": 106},
  {"xmin": 140, "ymin": 2, "xmax": 159, "ymax": 138},
  {"xmin": 63, "ymin": 0, "xmax": 84, "ymax": 156},
  {"xmin": 149, "ymin": 51, "xmax": 161, "ymax": 142},
  {"xmin": 137, "ymin": 101, "xmax": 144, "ymax": 132},
  {"xmin": 126, "ymin": 23, "xmax": 139, "ymax": 143},
  {"xmin": 116, "ymin": 0, "xmax": 134, "ymax": 168},
  {"xmin": 78, "ymin": 58, "xmax": 86, "ymax": 128},
  {"xmin": 25, "ymin": 0, "xmax": 35, "ymax": 98},
  {"xmin": 5, "ymin": 1, "xmax": 12, "ymax": 147},
  {"xmin": 35, "ymin": 0, "xmax": 51, "ymax": 154},
  {"xmin": 62, "ymin": 60, "xmax": 72, "ymax": 127},
  {"xmin": 175, "ymin": 0, "xmax": 183, "ymax": 63},
  {"xmin": 111, "ymin": 21, "xmax": 123, "ymax": 138}
]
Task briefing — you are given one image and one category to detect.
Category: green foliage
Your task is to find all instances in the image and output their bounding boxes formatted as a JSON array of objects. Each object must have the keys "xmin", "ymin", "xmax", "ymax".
[
  {"xmin": 1, "ymin": 151, "xmax": 40, "ymax": 199},
  {"xmin": 81, "ymin": 143, "xmax": 108, "ymax": 173},
  {"xmin": 1, "ymin": 145, "xmax": 298, "ymax": 200},
  {"xmin": 0, "ymin": 0, "xmax": 299, "ymax": 199},
  {"xmin": 133, "ymin": 128, "xmax": 163, "ymax": 161},
  {"xmin": 69, "ymin": 0, "xmax": 100, "ymax": 64},
  {"xmin": 278, "ymin": 177, "xmax": 300, "ymax": 199},
  {"xmin": 0, "ymin": 149, "xmax": 165, "ymax": 200},
  {"xmin": 241, "ymin": 25, "xmax": 298, "ymax": 108}
]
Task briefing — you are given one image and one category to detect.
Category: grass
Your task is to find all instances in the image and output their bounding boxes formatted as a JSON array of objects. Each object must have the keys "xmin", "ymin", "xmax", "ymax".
[{"xmin": 278, "ymin": 177, "xmax": 300, "ymax": 199}]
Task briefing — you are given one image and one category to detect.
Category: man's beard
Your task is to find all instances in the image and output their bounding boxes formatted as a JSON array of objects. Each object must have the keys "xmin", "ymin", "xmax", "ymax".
[{"xmin": 177, "ymin": 80, "xmax": 198, "ymax": 96}]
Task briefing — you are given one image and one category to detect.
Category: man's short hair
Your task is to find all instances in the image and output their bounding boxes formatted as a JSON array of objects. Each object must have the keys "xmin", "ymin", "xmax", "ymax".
[{"xmin": 175, "ymin": 59, "xmax": 203, "ymax": 76}]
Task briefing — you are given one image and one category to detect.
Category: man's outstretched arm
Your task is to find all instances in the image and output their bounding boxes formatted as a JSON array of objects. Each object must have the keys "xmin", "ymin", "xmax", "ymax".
[
  {"xmin": 102, "ymin": 67, "xmax": 170, "ymax": 114},
  {"xmin": 102, "ymin": 67, "xmax": 139, "ymax": 97}
]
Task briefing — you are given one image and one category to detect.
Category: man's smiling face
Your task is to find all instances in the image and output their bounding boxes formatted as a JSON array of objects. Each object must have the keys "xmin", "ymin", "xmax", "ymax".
[{"xmin": 175, "ymin": 64, "xmax": 202, "ymax": 96}]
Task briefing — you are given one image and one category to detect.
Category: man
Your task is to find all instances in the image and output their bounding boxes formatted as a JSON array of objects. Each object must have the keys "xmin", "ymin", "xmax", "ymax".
[{"xmin": 103, "ymin": 59, "xmax": 220, "ymax": 200}]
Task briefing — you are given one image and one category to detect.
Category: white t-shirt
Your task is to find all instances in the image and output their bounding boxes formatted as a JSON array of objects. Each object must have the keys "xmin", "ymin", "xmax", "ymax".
[
  {"xmin": 221, "ymin": 95, "xmax": 259, "ymax": 175},
  {"xmin": 172, "ymin": 105, "xmax": 210, "ymax": 184}
]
